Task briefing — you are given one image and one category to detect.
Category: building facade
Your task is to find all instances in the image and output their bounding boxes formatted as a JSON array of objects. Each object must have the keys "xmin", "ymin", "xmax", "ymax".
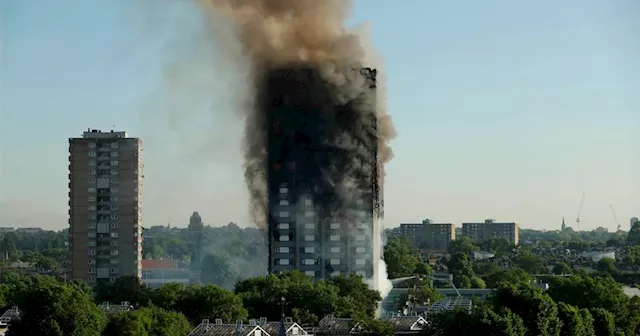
[
  {"xmin": 461, "ymin": 219, "xmax": 519, "ymax": 245},
  {"xmin": 68, "ymin": 129, "xmax": 143, "ymax": 283},
  {"xmin": 265, "ymin": 66, "xmax": 380, "ymax": 283},
  {"xmin": 399, "ymin": 219, "xmax": 455, "ymax": 252}
]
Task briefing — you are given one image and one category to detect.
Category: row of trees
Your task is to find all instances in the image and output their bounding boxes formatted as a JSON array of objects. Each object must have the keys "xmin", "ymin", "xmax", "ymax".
[{"xmin": 0, "ymin": 270, "xmax": 387, "ymax": 336}]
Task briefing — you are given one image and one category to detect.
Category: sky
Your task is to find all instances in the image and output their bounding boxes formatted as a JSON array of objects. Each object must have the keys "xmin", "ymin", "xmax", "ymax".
[{"xmin": 0, "ymin": 0, "xmax": 638, "ymax": 231}]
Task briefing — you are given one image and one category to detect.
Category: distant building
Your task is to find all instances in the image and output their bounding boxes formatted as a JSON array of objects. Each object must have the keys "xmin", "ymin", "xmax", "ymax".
[
  {"xmin": 632, "ymin": 217, "xmax": 639, "ymax": 230},
  {"xmin": 141, "ymin": 259, "xmax": 189, "ymax": 288},
  {"xmin": 399, "ymin": 219, "xmax": 455, "ymax": 252},
  {"xmin": 462, "ymin": 219, "xmax": 519, "ymax": 245},
  {"xmin": 68, "ymin": 129, "xmax": 143, "ymax": 284},
  {"xmin": 15, "ymin": 228, "xmax": 42, "ymax": 234},
  {"xmin": 0, "ymin": 228, "xmax": 14, "ymax": 233}
]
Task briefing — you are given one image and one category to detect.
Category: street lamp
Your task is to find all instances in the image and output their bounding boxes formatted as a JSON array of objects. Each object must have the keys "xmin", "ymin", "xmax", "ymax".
[{"xmin": 280, "ymin": 297, "xmax": 286, "ymax": 322}]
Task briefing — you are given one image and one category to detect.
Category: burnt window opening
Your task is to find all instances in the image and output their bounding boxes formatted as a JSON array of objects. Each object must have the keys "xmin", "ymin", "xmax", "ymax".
[{"xmin": 273, "ymin": 163, "xmax": 281, "ymax": 171}]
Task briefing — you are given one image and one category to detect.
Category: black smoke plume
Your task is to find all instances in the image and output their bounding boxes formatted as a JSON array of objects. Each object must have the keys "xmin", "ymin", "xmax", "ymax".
[{"xmin": 198, "ymin": 0, "xmax": 395, "ymax": 228}]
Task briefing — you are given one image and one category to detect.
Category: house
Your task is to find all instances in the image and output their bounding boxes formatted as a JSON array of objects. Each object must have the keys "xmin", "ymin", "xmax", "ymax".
[
  {"xmin": 314, "ymin": 314, "xmax": 361, "ymax": 335},
  {"xmin": 188, "ymin": 319, "xmax": 271, "ymax": 336},
  {"xmin": 256, "ymin": 317, "xmax": 309, "ymax": 336},
  {"xmin": 0, "ymin": 306, "xmax": 20, "ymax": 336},
  {"xmin": 380, "ymin": 314, "xmax": 428, "ymax": 334}
]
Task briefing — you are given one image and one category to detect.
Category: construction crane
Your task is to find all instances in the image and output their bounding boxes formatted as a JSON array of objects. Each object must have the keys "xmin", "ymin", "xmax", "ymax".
[
  {"xmin": 610, "ymin": 204, "xmax": 622, "ymax": 242},
  {"xmin": 575, "ymin": 193, "xmax": 585, "ymax": 231}
]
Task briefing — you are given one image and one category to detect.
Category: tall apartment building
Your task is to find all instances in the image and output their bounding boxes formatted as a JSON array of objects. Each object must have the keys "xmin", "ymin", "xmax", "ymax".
[
  {"xmin": 399, "ymin": 219, "xmax": 455, "ymax": 252},
  {"xmin": 462, "ymin": 219, "xmax": 519, "ymax": 245},
  {"xmin": 69, "ymin": 129, "xmax": 143, "ymax": 283},
  {"xmin": 265, "ymin": 66, "xmax": 380, "ymax": 283}
]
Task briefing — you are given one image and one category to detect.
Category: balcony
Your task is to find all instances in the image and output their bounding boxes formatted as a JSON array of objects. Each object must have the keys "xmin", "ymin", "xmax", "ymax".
[
  {"xmin": 97, "ymin": 155, "xmax": 110, "ymax": 161},
  {"xmin": 98, "ymin": 147, "xmax": 111, "ymax": 152}
]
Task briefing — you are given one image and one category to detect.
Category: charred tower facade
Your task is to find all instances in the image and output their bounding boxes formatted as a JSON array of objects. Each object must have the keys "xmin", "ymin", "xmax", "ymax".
[{"xmin": 265, "ymin": 64, "xmax": 381, "ymax": 282}]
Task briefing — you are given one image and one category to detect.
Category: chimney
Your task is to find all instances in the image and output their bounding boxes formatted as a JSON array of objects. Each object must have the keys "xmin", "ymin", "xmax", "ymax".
[{"xmin": 215, "ymin": 318, "xmax": 223, "ymax": 325}]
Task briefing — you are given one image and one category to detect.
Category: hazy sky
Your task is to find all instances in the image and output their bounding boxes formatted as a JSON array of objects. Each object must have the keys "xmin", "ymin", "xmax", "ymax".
[{"xmin": 1, "ymin": 0, "xmax": 638, "ymax": 231}]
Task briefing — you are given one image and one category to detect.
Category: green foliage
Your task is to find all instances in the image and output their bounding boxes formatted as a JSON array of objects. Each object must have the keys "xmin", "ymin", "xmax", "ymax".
[
  {"xmin": 102, "ymin": 306, "xmax": 192, "ymax": 336},
  {"xmin": 484, "ymin": 268, "xmax": 533, "ymax": 288},
  {"xmin": 552, "ymin": 262, "xmax": 572, "ymax": 275},
  {"xmin": 589, "ymin": 308, "xmax": 616, "ymax": 336},
  {"xmin": 173, "ymin": 284, "xmax": 248, "ymax": 325},
  {"xmin": 597, "ymin": 257, "xmax": 616, "ymax": 273},
  {"xmin": 200, "ymin": 253, "xmax": 237, "ymax": 289},
  {"xmin": 557, "ymin": 302, "xmax": 588, "ymax": 336},
  {"xmin": 383, "ymin": 237, "xmax": 422, "ymax": 279},
  {"xmin": 448, "ymin": 236, "xmax": 478, "ymax": 255}
]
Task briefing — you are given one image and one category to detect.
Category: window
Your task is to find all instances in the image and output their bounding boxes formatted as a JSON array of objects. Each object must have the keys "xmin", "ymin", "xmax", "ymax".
[
  {"xmin": 305, "ymin": 271, "xmax": 315, "ymax": 277},
  {"xmin": 110, "ymin": 214, "xmax": 119, "ymax": 219},
  {"xmin": 88, "ymin": 143, "xmax": 96, "ymax": 148},
  {"xmin": 110, "ymin": 169, "xmax": 119, "ymax": 175},
  {"xmin": 279, "ymin": 200, "xmax": 289, "ymax": 206},
  {"xmin": 356, "ymin": 259, "xmax": 366, "ymax": 266},
  {"xmin": 110, "ymin": 250, "xmax": 119, "ymax": 256},
  {"xmin": 110, "ymin": 205, "xmax": 118, "ymax": 210},
  {"xmin": 279, "ymin": 211, "xmax": 289, "ymax": 218},
  {"xmin": 304, "ymin": 235, "xmax": 315, "ymax": 242},
  {"xmin": 110, "ymin": 268, "xmax": 118, "ymax": 274},
  {"xmin": 110, "ymin": 160, "xmax": 118, "ymax": 166},
  {"xmin": 88, "ymin": 222, "xmax": 96, "ymax": 229},
  {"xmin": 303, "ymin": 259, "xmax": 315, "ymax": 265},
  {"xmin": 88, "ymin": 259, "xmax": 96, "ymax": 264},
  {"xmin": 330, "ymin": 247, "xmax": 340, "ymax": 253},
  {"xmin": 88, "ymin": 277, "xmax": 96, "ymax": 283},
  {"xmin": 277, "ymin": 247, "xmax": 290, "ymax": 253},
  {"xmin": 110, "ymin": 259, "xmax": 119, "ymax": 264},
  {"xmin": 88, "ymin": 188, "xmax": 96, "ymax": 193},
  {"xmin": 279, "ymin": 235, "xmax": 289, "ymax": 242},
  {"xmin": 278, "ymin": 259, "xmax": 290, "ymax": 266},
  {"xmin": 88, "ymin": 196, "xmax": 96, "ymax": 202},
  {"xmin": 304, "ymin": 247, "xmax": 315, "ymax": 253},
  {"xmin": 88, "ymin": 268, "xmax": 96, "ymax": 273},
  {"xmin": 88, "ymin": 241, "xmax": 96, "ymax": 246},
  {"xmin": 88, "ymin": 249, "xmax": 96, "ymax": 255},
  {"xmin": 304, "ymin": 199, "xmax": 312, "ymax": 206},
  {"xmin": 330, "ymin": 235, "xmax": 340, "ymax": 241},
  {"xmin": 304, "ymin": 211, "xmax": 314, "ymax": 217},
  {"xmin": 330, "ymin": 223, "xmax": 340, "ymax": 230},
  {"xmin": 89, "ymin": 169, "xmax": 96, "ymax": 175},
  {"xmin": 110, "ymin": 142, "xmax": 119, "ymax": 148},
  {"xmin": 88, "ymin": 215, "xmax": 96, "ymax": 220},
  {"xmin": 110, "ymin": 232, "xmax": 119, "ymax": 238},
  {"xmin": 110, "ymin": 187, "xmax": 119, "ymax": 193},
  {"xmin": 110, "ymin": 152, "xmax": 119, "ymax": 157},
  {"xmin": 88, "ymin": 151, "xmax": 97, "ymax": 157},
  {"xmin": 304, "ymin": 223, "xmax": 315, "ymax": 230},
  {"xmin": 110, "ymin": 178, "xmax": 119, "ymax": 183},
  {"xmin": 88, "ymin": 161, "xmax": 96, "ymax": 166},
  {"xmin": 88, "ymin": 231, "xmax": 96, "ymax": 237},
  {"xmin": 110, "ymin": 223, "xmax": 118, "ymax": 229},
  {"xmin": 111, "ymin": 196, "xmax": 118, "ymax": 202},
  {"xmin": 279, "ymin": 187, "xmax": 288, "ymax": 194},
  {"xmin": 97, "ymin": 177, "xmax": 110, "ymax": 188},
  {"xmin": 278, "ymin": 223, "xmax": 290, "ymax": 230},
  {"xmin": 330, "ymin": 259, "xmax": 340, "ymax": 265},
  {"xmin": 110, "ymin": 241, "xmax": 118, "ymax": 247},
  {"xmin": 356, "ymin": 247, "xmax": 366, "ymax": 253},
  {"xmin": 88, "ymin": 205, "xmax": 96, "ymax": 211},
  {"xmin": 355, "ymin": 235, "xmax": 365, "ymax": 241},
  {"xmin": 88, "ymin": 179, "xmax": 96, "ymax": 184}
]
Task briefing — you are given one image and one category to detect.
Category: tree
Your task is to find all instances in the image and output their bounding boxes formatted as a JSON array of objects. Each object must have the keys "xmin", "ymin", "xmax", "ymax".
[
  {"xmin": 102, "ymin": 306, "xmax": 192, "ymax": 336},
  {"xmin": 589, "ymin": 308, "xmax": 616, "ymax": 336},
  {"xmin": 476, "ymin": 307, "xmax": 527, "ymax": 336},
  {"xmin": 514, "ymin": 251, "xmax": 545, "ymax": 274},
  {"xmin": 489, "ymin": 283, "xmax": 562, "ymax": 336},
  {"xmin": 552, "ymin": 262, "xmax": 572, "ymax": 275},
  {"xmin": 447, "ymin": 252, "xmax": 475, "ymax": 287},
  {"xmin": 383, "ymin": 237, "xmax": 421, "ymax": 279},
  {"xmin": 626, "ymin": 222, "xmax": 640, "ymax": 246},
  {"xmin": 328, "ymin": 274, "xmax": 381, "ymax": 318},
  {"xmin": 397, "ymin": 278, "xmax": 443, "ymax": 311},
  {"xmin": 200, "ymin": 253, "xmax": 237, "ymax": 289},
  {"xmin": 484, "ymin": 268, "xmax": 533, "ymax": 288},
  {"xmin": 7, "ymin": 277, "xmax": 106, "ymax": 336},
  {"xmin": 557, "ymin": 302, "xmax": 588, "ymax": 336},
  {"xmin": 448, "ymin": 236, "xmax": 478, "ymax": 255},
  {"xmin": 353, "ymin": 314, "xmax": 394, "ymax": 336},
  {"xmin": 479, "ymin": 237, "xmax": 514, "ymax": 255},
  {"xmin": 94, "ymin": 276, "xmax": 151, "ymax": 308},
  {"xmin": 470, "ymin": 277, "xmax": 486, "ymax": 289},
  {"xmin": 597, "ymin": 257, "xmax": 616, "ymax": 273},
  {"xmin": 174, "ymin": 284, "xmax": 248, "ymax": 325},
  {"xmin": 622, "ymin": 246, "xmax": 640, "ymax": 265}
]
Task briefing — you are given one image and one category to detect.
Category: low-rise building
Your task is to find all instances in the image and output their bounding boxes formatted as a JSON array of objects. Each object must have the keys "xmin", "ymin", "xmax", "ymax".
[{"xmin": 141, "ymin": 259, "xmax": 189, "ymax": 288}]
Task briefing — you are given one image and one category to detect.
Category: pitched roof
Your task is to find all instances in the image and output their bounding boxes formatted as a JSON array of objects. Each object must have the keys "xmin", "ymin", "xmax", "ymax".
[
  {"xmin": 380, "ymin": 315, "xmax": 428, "ymax": 331},
  {"xmin": 260, "ymin": 321, "xmax": 307, "ymax": 335},
  {"xmin": 316, "ymin": 315, "xmax": 360, "ymax": 334},
  {"xmin": 188, "ymin": 320, "xmax": 269, "ymax": 336}
]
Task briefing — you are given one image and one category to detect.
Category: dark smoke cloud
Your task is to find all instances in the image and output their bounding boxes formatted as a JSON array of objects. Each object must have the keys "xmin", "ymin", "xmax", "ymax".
[{"xmin": 198, "ymin": 0, "xmax": 395, "ymax": 228}]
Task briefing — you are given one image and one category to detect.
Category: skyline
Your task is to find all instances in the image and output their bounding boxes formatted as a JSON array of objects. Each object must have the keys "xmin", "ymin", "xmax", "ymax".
[{"xmin": 1, "ymin": 0, "xmax": 639, "ymax": 231}]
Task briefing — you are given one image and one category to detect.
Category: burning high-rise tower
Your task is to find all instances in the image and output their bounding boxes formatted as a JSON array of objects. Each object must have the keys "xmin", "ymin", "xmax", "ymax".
[{"xmin": 264, "ymin": 64, "xmax": 381, "ymax": 282}]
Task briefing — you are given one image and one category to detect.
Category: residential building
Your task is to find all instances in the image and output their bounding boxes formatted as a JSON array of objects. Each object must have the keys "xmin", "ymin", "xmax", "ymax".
[
  {"xmin": 632, "ymin": 217, "xmax": 639, "ymax": 230},
  {"xmin": 141, "ymin": 259, "xmax": 189, "ymax": 288},
  {"xmin": 68, "ymin": 129, "xmax": 143, "ymax": 284},
  {"xmin": 399, "ymin": 219, "xmax": 455, "ymax": 252},
  {"xmin": 461, "ymin": 219, "xmax": 519, "ymax": 245},
  {"xmin": 266, "ymin": 67, "xmax": 380, "ymax": 283},
  {"xmin": 15, "ymin": 228, "xmax": 42, "ymax": 234}
]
